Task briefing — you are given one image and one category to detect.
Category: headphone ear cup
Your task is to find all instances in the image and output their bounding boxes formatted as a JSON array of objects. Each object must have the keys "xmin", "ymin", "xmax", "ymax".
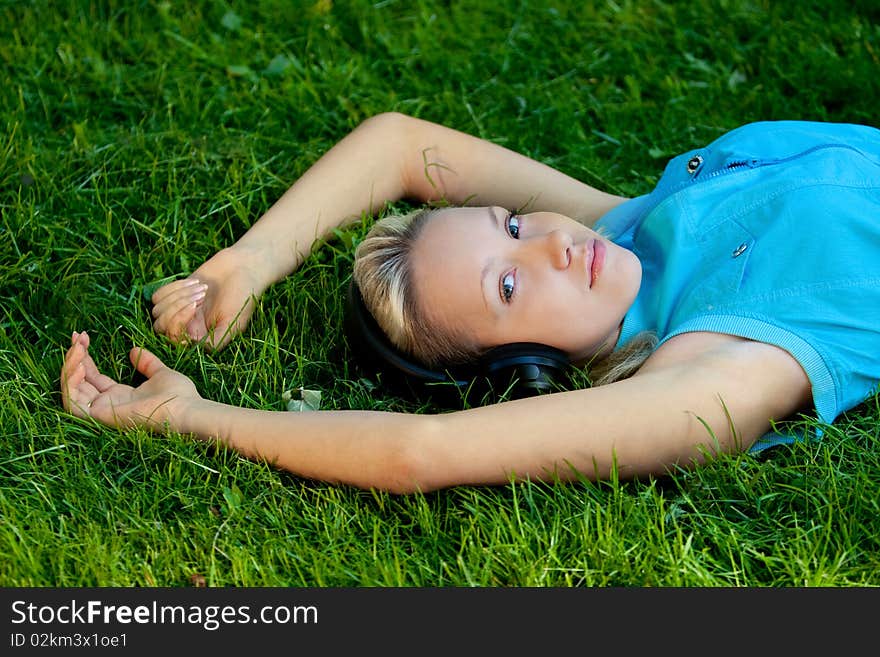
[
  {"xmin": 480, "ymin": 342, "xmax": 570, "ymax": 397},
  {"xmin": 344, "ymin": 279, "xmax": 571, "ymax": 402}
]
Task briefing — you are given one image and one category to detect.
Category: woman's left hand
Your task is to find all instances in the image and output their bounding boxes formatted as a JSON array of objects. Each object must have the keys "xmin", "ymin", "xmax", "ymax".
[{"xmin": 60, "ymin": 331, "xmax": 202, "ymax": 433}]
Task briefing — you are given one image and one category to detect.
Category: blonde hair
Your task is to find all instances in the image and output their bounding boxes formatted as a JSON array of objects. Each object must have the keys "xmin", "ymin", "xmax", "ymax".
[
  {"xmin": 587, "ymin": 330, "xmax": 658, "ymax": 386},
  {"xmin": 353, "ymin": 208, "xmax": 479, "ymax": 367},
  {"xmin": 352, "ymin": 207, "xmax": 655, "ymax": 386}
]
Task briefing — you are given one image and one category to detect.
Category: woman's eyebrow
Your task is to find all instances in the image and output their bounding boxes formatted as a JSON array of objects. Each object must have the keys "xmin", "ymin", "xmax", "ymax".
[
  {"xmin": 480, "ymin": 206, "xmax": 501, "ymax": 316},
  {"xmin": 487, "ymin": 205, "xmax": 501, "ymax": 230}
]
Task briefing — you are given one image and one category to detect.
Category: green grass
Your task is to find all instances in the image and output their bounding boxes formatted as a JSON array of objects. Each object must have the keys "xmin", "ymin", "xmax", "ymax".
[{"xmin": 2, "ymin": 0, "xmax": 879, "ymax": 587}]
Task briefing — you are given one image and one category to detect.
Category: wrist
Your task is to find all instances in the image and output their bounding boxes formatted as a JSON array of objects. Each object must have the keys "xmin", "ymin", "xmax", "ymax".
[
  {"xmin": 170, "ymin": 396, "xmax": 217, "ymax": 439},
  {"xmin": 225, "ymin": 241, "xmax": 289, "ymax": 291}
]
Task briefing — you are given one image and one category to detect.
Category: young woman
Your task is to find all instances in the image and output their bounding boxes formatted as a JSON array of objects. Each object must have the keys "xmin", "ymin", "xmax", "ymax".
[{"xmin": 60, "ymin": 113, "xmax": 880, "ymax": 493}]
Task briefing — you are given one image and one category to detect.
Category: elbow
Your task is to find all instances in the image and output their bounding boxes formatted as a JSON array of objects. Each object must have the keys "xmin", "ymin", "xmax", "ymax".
[
  {"xmin": 375, "ymin": 417, "xmax": 446, "ymax": 495},
  {"xmin": 356, "ymin": 111, "xmax": 414, "ymax": 138},
  {"xmin": 361, "ymin": 110, "xmax": 413, "ymax": 124},
  {"xmin": 355, "ymin": 112, "xmax": 433, "ymax": 203}
]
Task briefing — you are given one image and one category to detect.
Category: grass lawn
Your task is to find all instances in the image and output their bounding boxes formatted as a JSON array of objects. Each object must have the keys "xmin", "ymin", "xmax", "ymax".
[{"xmin": 2, "ymin": 0, "xmax": 879, "ymax": 587}]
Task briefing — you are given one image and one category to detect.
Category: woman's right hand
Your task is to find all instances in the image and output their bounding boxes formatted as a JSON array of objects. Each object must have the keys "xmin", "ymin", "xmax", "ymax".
[
  {"xmin": 151, "ymin": 246, "xmax": 266, "ymax": 350},
  {"xmin": 61, "ymin": 331, "xmax": 203, "ymax": 433}
]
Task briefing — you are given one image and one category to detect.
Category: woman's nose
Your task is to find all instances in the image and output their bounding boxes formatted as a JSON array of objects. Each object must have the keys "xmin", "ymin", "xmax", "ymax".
[{"xmin": 528, "ymin": 229, "xmax": 571, "ymax": 269}]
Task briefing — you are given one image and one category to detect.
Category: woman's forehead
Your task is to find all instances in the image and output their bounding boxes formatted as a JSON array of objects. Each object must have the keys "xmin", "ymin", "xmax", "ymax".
[
  {"xmin": 417, "ymin": 207, "xmax": 494, "ymax": 248},
  {"xmin": 411, "ymin": 208, "xmax": 496, "ymax": 323}
]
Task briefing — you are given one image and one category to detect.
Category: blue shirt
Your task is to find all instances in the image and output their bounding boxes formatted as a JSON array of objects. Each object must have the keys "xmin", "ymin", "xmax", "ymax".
[{"xmin": 595, "ymin": 121, "xmax": 880, "ymax": 451}]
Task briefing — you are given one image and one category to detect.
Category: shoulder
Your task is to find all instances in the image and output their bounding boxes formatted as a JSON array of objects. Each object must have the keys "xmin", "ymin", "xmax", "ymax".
[{"xmin": 637, "ymin": 332, "xmax": 812, "ymax": 415}]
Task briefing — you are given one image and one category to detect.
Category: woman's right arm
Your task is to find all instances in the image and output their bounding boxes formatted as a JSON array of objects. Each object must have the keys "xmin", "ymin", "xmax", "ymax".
[
  {"xmin": 233, "ymin": 112, "xmax": 628, "ymax": 285},
  {"xmin": 152, "ymin": 112, "xmax": 627, "ymax": 348},
  {"xmin": 61, "ymin": 331, "xmax": 810, "ymax": 494}
]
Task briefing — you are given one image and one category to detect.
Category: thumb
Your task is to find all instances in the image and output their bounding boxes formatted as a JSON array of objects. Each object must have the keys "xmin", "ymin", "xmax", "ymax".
[
  {"xmin": 186, "ymin": 312, "xmax": 207, "ymax": 342},
  {"xmin": 129, "ymin": 347, "xmax": 169, "ymax": 379},
  {"xmin": 206, "ymin": 320, "xmax": 235, "ymax": 350}
]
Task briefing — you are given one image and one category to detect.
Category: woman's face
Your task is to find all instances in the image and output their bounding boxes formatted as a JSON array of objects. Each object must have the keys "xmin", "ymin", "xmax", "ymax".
[{"xmin": 410, "ymin": 206, "xmax": 641, "ymax": 363}]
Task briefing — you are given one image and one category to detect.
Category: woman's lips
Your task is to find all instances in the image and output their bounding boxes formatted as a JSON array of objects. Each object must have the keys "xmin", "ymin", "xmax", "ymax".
[{"xmin": 590, "ymin": 239, "xmax": 605, "ymax": 288}]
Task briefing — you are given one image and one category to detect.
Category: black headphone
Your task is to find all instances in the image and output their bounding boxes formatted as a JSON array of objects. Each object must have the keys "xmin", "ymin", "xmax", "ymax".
[{"xmin": 344, "ymin": 278, "xmax": 571, "ymax": 405}]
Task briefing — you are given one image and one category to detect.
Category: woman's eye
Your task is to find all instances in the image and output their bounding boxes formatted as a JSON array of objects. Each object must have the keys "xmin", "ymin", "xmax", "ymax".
[
  {"xmin": 501, "ymin": 271, "xmax": 516, "ymax": 303},
  {"xmin": 506, "ymin": 212, "xmax": 520, "ymax": 239}
]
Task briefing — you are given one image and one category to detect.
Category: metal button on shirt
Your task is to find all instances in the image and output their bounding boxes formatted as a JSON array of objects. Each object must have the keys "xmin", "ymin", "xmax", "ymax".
[{"xmin": 686, "ymin": 155, "xmax": 703, "ymax": 174}]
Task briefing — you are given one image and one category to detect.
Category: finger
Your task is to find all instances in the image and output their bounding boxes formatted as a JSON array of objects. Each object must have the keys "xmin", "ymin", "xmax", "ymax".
[
  {"xmin": 129, "ymin": 347, "xmax": 170, "ymax": 379},
  {"xmin": 61, "ymin": 344, "xmax": 86, "ymax": 412},
  {"xmin": 62, "ymin": 339, "xmax": 86, "ymax": 381},
  {"xmin": 75, "ymin": 378, "xmax": 101, "ymax": 407},
  {"xmin": 157, "ymin": 296, "xmax": 205, "ymax": 341},
  {"xmin": 152, "ymin": 284, "xmax": 208, "ymax": 319},
  {"xmin": 82, "ymin": 352, "xmax": 117, "ymax": 393},
  {"xmin": 170, "ymin": 302, "xmax": 207, "ymax": 343},
  {"xmin": 62, "ymin": 361, "xmax": 98, "ymax": 418},
  {"xmin": 65, "ymin": 364, "xmax": 88, "ymax": 417},
  {"xmin": 204, "ymin": 298, "xmax": 254, "ymax": 349},
  {"xmin": 154, "ymin": 298, "xmax": 207, "ymax": 342},
  {"xmin": 62, "ymin": 336, "xmax": 108, "ymax": 414},
  {"xmin": 186, "ymin": 319, "xmax": 207, "ymax": 342},
  {"xmin": 151, "ymin": 283, "xmax": 207, "ymax": 321},
  {"xmin": 151, "ymin": 277, "xmax": 202, "ymax": 305},
  {"xmin": 70, "ymin": 331, "xmax": 107, "ymax": 388}
]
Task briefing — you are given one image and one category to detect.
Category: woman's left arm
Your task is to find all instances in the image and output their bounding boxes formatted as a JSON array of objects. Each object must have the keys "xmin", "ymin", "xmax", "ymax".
[
  {"xmin": 61, "ymin": 333, "xmax": 811, "ymax": 493},
  {"xmin": 423, "ymin": 337, "xmax": 813, "ymax": 488}
]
